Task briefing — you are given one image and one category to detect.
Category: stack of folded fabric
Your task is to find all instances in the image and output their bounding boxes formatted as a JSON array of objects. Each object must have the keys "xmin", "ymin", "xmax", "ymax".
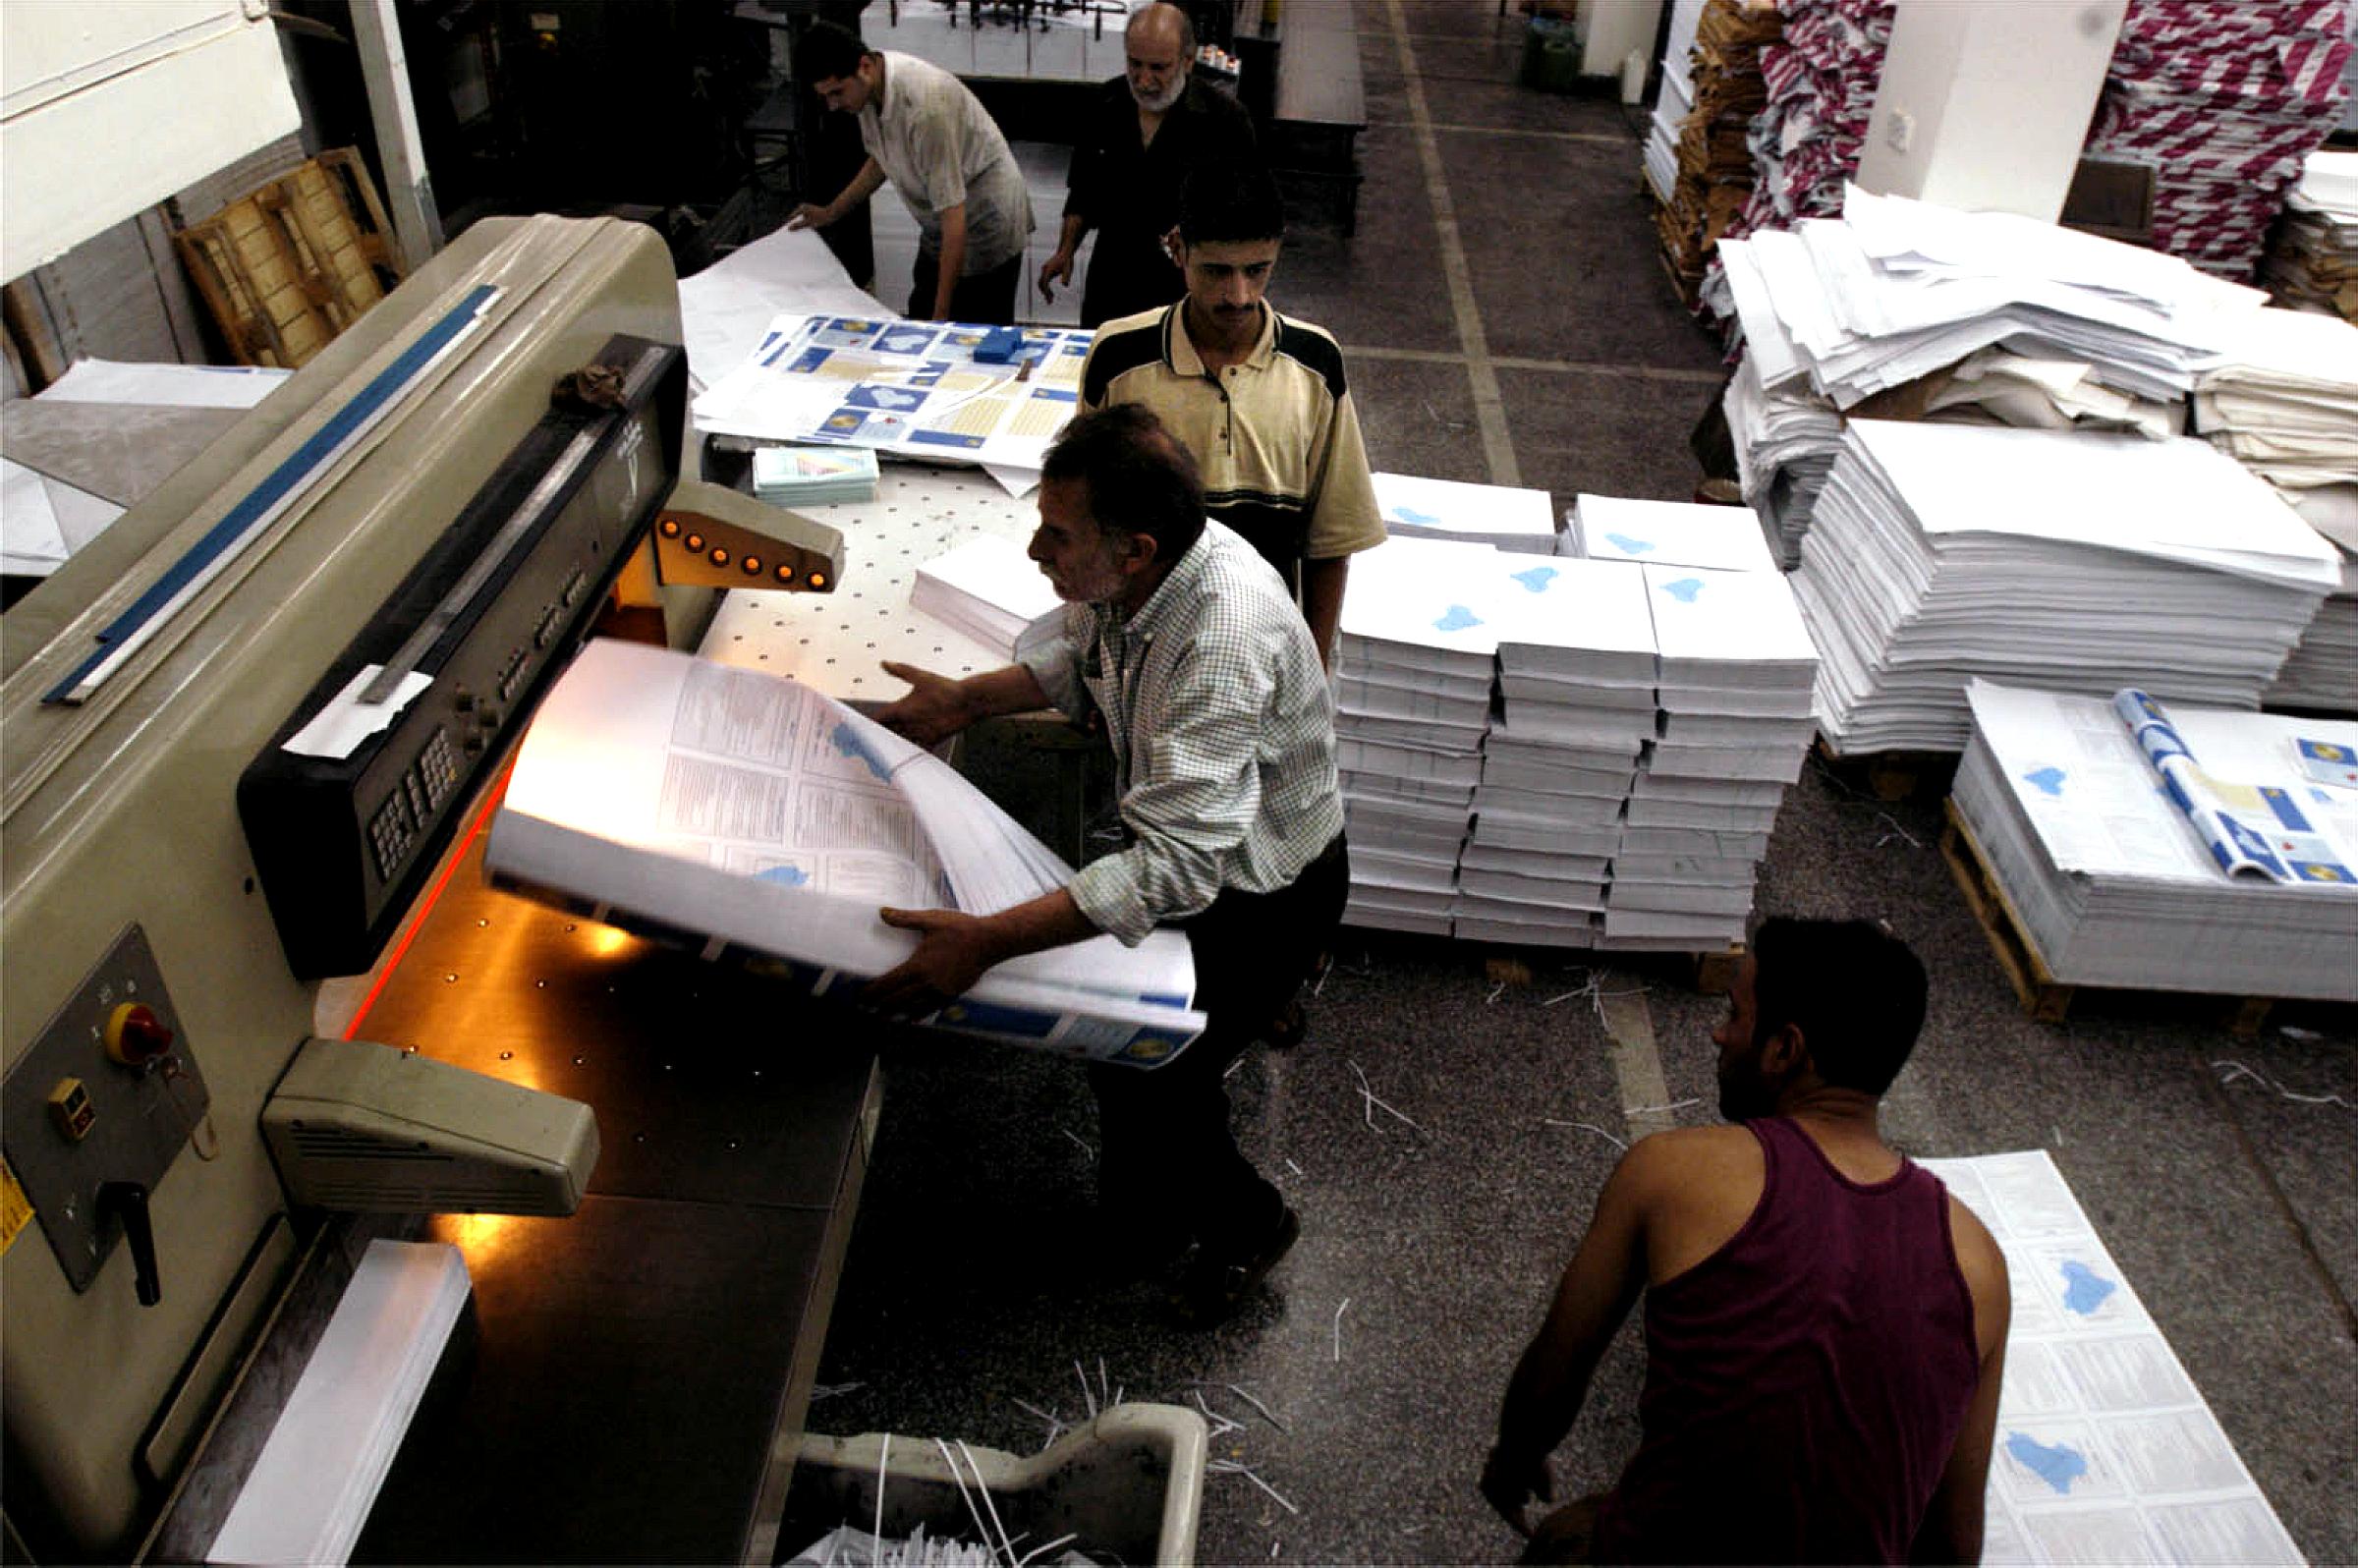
[
  {"xmin": 1799, "ymin": 419, "xmax": 2342, "ymax": 754},
  {"xmin": 2084, "ymin": 0, "xmax": 2352, "ymax": 281},
  {"xmin": 911, "ymin": 535, "xmax": 1060, "ymax": 658},
  {"xmin": 1333, "ymin": 537, "xmax": 1502, "ymax": 934},
  {"xmin": 753, "ymin": 443, "xmax": 879, "ymax": 506},
  {"xmin": 1374, "ymin": 472, "xmax": 1559, "ymax": 553},
  {"xmin": 1602, "ymin": 564, "xmax": 1817, "ymax": 950},
  {"xmin": 1654, "ymin": 0, "xmax": 1780, "ymax": 308},
  {"xmin": 2263, "ymin": 149, "xmax": 2358, "ymax": 321},
  {"xmin": 1952, "ymin": 680, "xmax": 2358, "ymax": 1000},
  {"xmin": 1455, "ymin": 556, "xmax": 1658, "ymax": 948}
]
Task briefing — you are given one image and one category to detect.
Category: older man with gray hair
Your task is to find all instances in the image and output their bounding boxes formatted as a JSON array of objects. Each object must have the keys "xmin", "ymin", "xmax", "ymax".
[{"xmin": 1039, "ymin": 2, "xmax": 1259, "ymax": 327}]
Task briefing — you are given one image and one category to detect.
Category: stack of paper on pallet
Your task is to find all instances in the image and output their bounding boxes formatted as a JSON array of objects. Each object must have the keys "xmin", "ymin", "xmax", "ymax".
[
  {"xmin": 1454, "ymin": 556, "xmax": 1658, "ymax": 948},
  {"xmin": 1333, "ymin": 537, "xmax": 1501, "ymax": 934},
  {"xmin": 1603, "ymin": 564, "xmax": 1817, "ymax": 950},
  {"xmin": 2267, "ymin": 543, "xmax": 2358, "ymax": 716},
  {"xmin": 753, "ymin": 443, "xmax": 879, "ymax": 506},
  {"xmin": 487, "ymin": 641, "xmax": 1206, "ymax": 1060},
  {"xmin": 1567, "ymin": 493, "xmax": 1778, "ymax": 575},
  {"xmin": 911, "ymin": 534, "xmax": 1060, "ymax": 659},
  {"xmin": 1798, "ymin": 420, "xmax": 2340, "ymax": 755},
  {"xmin": 2084, "ymin": 0, "xmax": 2352, "ymax": 280},
  {"xmin": 2262, "ymin": 148, "xmax": 2358, "ymax": 322},
  {"xmin": 1374, "ymin": 472, "xmax": 1558, "ymax": 553},
  {"xmin": 1952, "ymin": 680, "xmax": 2358, "ymax": 1001},
  {"xmin": 207, "ymin": 1241, "xmax": 470, "ymax": 1566}
]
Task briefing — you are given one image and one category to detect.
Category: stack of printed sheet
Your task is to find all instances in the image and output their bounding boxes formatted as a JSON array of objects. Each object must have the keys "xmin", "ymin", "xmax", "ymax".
[
  {"xmin": 486, "ymin": 640, "xmax": 1206, "ymax": 1062},
  {"xmin": 753, "ymin": 443, "xmax": 879, "ymax": 507},
  {"xmin": 2262, "ymin": 148, "xmax": 2358, "ymax": 320},
  {"xmin": 1567, "ymin": 493, "xmax": 1778, "ymax": 575},
  {"xmin": 910, "ymin": 534, "xmax": 1060, "ymax": 660},
  {"xmin": 2192, "ymin": 305, "xmax": 2358, "ymax": 535},
  {"xmin": 1332, "ymin": 538, "xmax": 1501, "ymax": 934},
  {"xmin": 1952, "ymin": 680, "xmax": 2358, "ymax": 1001},
  {"xmin": 1652, "ymin": 0, "xmax": 1779, "ymax": 308},
  {"xmin": 1605, "ymin": 562, "xmax": 1817, "ymax": 950},
  {"xmin": 1373, "ymin": 472, "xmax": 1558, "ymax": 553},
  {"xmin": 1455, "ymin": 554, "xmax": 1658, "ymax": 949},
  {"xmin": 1798, "ymin": 420, "xmax": 2341, "ymax": 755},
  {"xmin": 2083, "ymin": 0, "xmax": 2352, "ymax": 279},
  {"xmin": 1642, "ymin": 0, "xmax": 1712, "ymax": 205},
  {"xmin": 2266, "ymin": 545, "xmax": 2358, "ymax": 715}
]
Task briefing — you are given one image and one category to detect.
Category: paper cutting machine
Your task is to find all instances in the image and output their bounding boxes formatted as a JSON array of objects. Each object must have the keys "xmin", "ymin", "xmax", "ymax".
[{"xmin": 1, "ymin": 215, "xmax": 878, "ymax": 1563}]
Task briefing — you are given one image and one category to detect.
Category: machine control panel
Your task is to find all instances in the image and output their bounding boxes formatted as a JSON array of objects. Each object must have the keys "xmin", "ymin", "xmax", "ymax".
[
  {"xmin": 0, "ymin": 924, "xmax": 210, "ymax": 1296},
  {"xmin": 238, "ymin": 336, "xmax": 686, "ymax": 979}
]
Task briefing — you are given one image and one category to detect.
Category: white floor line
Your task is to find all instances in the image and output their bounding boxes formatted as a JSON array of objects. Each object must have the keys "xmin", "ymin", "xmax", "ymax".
[
  {"xmin": 1343, "ymin": 343, "xmax": 1728, "ymax": 383},
  {"xmin": 1595, "ymin": 979, "xmax": 1681, "ymax": 1143},
  {"xmin": 1368, "ymin": 120, "xmax": 1637, "ymax": 146},
  {"xmin": 1380, "ymin": 0, "xmax": 1522, "ymax": 487}
]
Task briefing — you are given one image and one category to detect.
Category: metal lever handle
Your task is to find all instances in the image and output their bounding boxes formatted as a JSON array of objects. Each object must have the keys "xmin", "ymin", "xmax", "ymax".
[{"xmin": 98, "ymin": 1181, "xmax": 161, "ymax": 1307}]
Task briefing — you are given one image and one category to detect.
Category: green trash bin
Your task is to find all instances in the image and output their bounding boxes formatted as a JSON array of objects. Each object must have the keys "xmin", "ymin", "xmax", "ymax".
[{"xmin": 1519, "ymin": 16, "xmax": 1584, "ymax": 93}]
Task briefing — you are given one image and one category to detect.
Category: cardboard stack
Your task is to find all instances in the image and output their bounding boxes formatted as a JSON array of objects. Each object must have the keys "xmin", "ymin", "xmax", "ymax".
[
  {"xmin": 1604, "ymin": 563, "xmax": 1817, "ymax": 950},
  {"xmin": 1333, "ymin": 537, "xmax": 1501, "ymax": 934},
  {"xmin": 2262, "ymin": 148, "xmax": 2358, "ymax": 321},
  {"xmin": 1649, "ymin": 0, "xmax": 1778, "ymax": 307},
  {"xmin": 1799, "ymin": 420, "xmax": 2343, "ymax": 755},
  {"xmin": 2084, "ymin": 0, "xmax": 2352, "ymax": 281}
]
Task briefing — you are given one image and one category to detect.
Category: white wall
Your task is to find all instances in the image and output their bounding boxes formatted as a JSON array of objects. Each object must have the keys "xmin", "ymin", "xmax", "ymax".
[
  {"xmin": 1856, "ymin": 0, "xmax": 2127, "ymax": 222},
  {"xmin": 3, "ymin": 0, "xmax": 302, "ymax": 280}
]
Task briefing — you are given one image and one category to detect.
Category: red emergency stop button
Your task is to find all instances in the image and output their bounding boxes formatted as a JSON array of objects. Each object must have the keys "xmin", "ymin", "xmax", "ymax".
[{"xmin": 105, "ymin": 1003, "xmax": 174, "ymax": 1067}]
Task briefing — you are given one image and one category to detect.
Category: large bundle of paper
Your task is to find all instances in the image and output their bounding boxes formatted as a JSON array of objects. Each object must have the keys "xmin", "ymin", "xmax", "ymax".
[
  {"xmin": 1333, "ymin": 537, "xmax": 1501, "ymax": 934},
  {"xmin": 486, "ymin": 640, "xmax": 1206, "ymax": 1062},
  {"xmin": 1799, "ymin": 420, "xmax": 2342, "ymax": 755},
  {"xmin": 2262, "ymin": 148, "xmax": 2358, "ymax": 320},
  {"xmin": 1455, "ymin": 556, "xmax": 1658, "ymax": 949},
  {"xmin": 1374, "ymin": 471, "xmax": 1559, "ymax": 553},
  {"xmin": 2193, "ymin": 304, "xmax": 2358, "ymax": 533},
  {"xmin": 1952, "ymin": 680, "xmax": 2358, "ymax": 1000},
  {"xmin": 910, "ymin": 534, "xmax": 1061, "ymax": 659},
  {"xmin": 2267, "ymin": 548, "xmax": 2358, "ymax": 715},
  {"xmin": 1643, "ymin": 0, "xmax": 1710, "ymax": 206},
  {"xmin": 753, "ymin": 444, "xmax": 879, "ymax": 506},
  {"xmin": 1604, "ymin": 563, "xmax": 1817, "ymax": 950},
  {"xmin": 2085, "ymin": 0, "xmax": 2352, "ymax": 281},
  {"xmin": 1652, "ymin": 0, "xmax": 1777, "ymax": 306},
  {"xmin": 1569, "ymin": 492, "xmax": 1778, "ymax": 575}
]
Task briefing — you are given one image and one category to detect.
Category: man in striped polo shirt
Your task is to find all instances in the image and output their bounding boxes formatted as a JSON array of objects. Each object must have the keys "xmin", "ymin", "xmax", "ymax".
[{"xmin": 1079, "ymin": 164, "xmax": 1385, "ymax": 669}]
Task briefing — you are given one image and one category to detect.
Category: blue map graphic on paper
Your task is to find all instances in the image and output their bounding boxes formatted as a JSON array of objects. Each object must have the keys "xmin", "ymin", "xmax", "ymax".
[
  {"xmin": 757, "ymin": 865, "xmax": 812, "ymax": 887},
  {"xmin": 848, "ymin": 385, "xmax": 923, "ymax": 412},
  {"xmin": 2318, "ymin": 788, "xmax": 2337, "ymax": 804},
  {"xmin": 1390, "ymin": 506, "xmax": 1440, "ymax": 526},
  {"xmin": 1511, "ymin": 566, "xmax": 1559, "ymax": 593},
  {"xmin": 1659, "ymin": 577, "xmax": 1706, "ymax": 603},
  {"xmin": 1433, "ymin": 604, "xmax": 1484, "ymax": 632},
  {"xmin": 2005, "ymin": 1432, "xmax": 2089, "ymax": 1494},
  {"xmin": 880, "ymin": 329, "xmax": 935, "ymax": 355},
  {"xmin": 1603, "ymin": 532, "xmax": 1656, "ymax": 555},
  {"xmin": 2060, "ymin": 1259, "xmax": 2116, "ymax": 1315},
  {"xmin": 828, "ymin": 722, "xmax": 892, "ymax": 781},
  {"xmin": 2024, "ymin": 766, "xmax": 2067, "ymax": 797}
]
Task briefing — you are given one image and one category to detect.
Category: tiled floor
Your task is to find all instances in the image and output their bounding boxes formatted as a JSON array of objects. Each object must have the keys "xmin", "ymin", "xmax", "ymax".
[{"xmin": 799, "ymin": 5, "xmax": 2358, "ymax": 1563}]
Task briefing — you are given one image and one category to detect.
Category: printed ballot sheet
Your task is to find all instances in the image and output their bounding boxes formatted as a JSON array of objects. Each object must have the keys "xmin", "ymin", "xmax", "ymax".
[
  {"xmin": 489, "ymin": 640, "xmax": 1203, "ymax": 1063},
  {"xmin": 691, "ymin": 311, "xmax": 1093, "ymax": 472},
  {"xmin": 1919, "ymin": 1151, "xmax": 2304, "ymax": 1566}
]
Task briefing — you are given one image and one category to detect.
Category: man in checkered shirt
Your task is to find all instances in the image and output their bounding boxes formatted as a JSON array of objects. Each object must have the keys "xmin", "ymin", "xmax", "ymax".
[{"xmin": 869, "ymin": 405, "xmax": 1347, "ymax": 1326}]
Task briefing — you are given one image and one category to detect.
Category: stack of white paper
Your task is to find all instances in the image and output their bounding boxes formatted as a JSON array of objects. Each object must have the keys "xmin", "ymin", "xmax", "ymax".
[
  {"xmin": 1567, "ymin": 493, "xmax": 1778, "ymax": 575},
  {"xmin": 910, "ymin": 535, "xmax": 1061, "ymax": 660},
  {"xmin": 2262, "ymin": 148, "xmax": 2358, "ymax": 319},
  {"xmin": 1373, "ymin": 472, "xmax": 1559, "ymax": 553},
  {"xmin": 1952, "ymin": 680, "xmax": 2358, "ymax": 1000},
  {"xmin": 1642, "ymin": 0, "xmax": 1711, "ymax": 204},
  {"xmin": 207, "ymin": 1241, "xmax": 470, "ymax": 1567},
  {"xmin": 753, "ymin": 444, "xmax": 879, "ymax": 506},
  {"xmin": 1798, "ymin": 420, "xmax": 2341, "ymax": 755},
  {"xmin": 1454, "ymin": 556, "xmax": 1658, "ymax": 948},
  {"xmin": 1333, "ymin": 537, "xmax": 1503, "ymax": 934},
  {"xmin": 2267, "ymin": 548, "xmax": 2358, "ymax": 715},
  {"xmin": 1602, "ymin": 564, "xmax": 1817, "ymax": 949},
  {"xmin": 487, "ymin": 640, "xmax": 1207, "ymax": 1062},
  {"xmin": 2193, "ymin": 306, "xmax": 2358, "ymax": 535},
  {"xmin": 1719, "ymin": 347, "xmax": 1845, "ymax": 567}
]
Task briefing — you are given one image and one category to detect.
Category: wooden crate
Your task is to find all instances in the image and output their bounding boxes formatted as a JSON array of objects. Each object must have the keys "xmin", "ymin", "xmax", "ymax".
[
  {"xmin": 1939, "ymin": 800, "xmax": 2273, "ymax": 1036},
  {"xmin": 173, "ymin": 148, "xmax": 404, "ymax": 368}
]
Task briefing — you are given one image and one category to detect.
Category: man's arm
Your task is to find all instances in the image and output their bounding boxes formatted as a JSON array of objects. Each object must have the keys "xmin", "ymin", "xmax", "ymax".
[
  {"xmin": 872, "ymin": 659, "xmax": 1052, "ymax": 748},
  {"xmin": 1039, "ymin": 212, "xmax": 1089, "ymax": 303},
  {"xmin": 927, "ymin": 202, "xmax": 969, "ymax": 321},
  {"xmin": 1913, "ymin": 1203, "xmax": 2013, "ymax": 1564},
  {"xmin": 788, "ymin": 157, "xmax": 886, "ymax": 232},
  {"xmin": 1482, "ymin": 1140, "xmax": 1658, "ymax": 1536},
  {"xmin": 1300, "ymin": 554, "xmax": 1348, "ymax": 674},
  {"xmin": 863, "ymin": 887, "xmax": 1100, "ymax": 1016}
]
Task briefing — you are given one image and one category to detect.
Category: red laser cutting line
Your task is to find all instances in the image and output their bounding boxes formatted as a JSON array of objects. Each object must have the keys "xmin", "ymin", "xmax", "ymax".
[{"xmin": 344, "ymin": 759, "xmax": 514, "ymax": 1038}]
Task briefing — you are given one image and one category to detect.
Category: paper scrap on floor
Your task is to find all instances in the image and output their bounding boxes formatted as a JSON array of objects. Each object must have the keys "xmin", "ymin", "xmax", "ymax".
[{"xmin": 1919, "ymin": 1150, "xmax": 2302, "ymax": 1566}]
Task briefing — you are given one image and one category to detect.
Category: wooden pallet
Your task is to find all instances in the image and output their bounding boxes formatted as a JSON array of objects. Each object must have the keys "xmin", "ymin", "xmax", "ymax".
[
  {"xmin": 1939, "ymin": 801, "xmax": 2273, "ymax": 1036},
  {"xmin": 1814, "ymin": 737, "xmax": 1957, "ymax": 803},
  {"xmin": 174, "ymin": 148, "xmax": 403, "ymax": 368}
]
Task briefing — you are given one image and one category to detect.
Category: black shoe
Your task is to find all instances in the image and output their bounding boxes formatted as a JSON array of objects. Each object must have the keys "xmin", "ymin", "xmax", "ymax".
[
  {"xmin": 1168, "ymin": 1204, "xmax": 1300, "ymax": 1327},
  {"xmin": 1083, "ymin": 1206, "xmax": 1193, "ymax": 1286},
  {"xmin": 1261, "ymin": 995, "xmax": 1308, "ymax": 1050}
]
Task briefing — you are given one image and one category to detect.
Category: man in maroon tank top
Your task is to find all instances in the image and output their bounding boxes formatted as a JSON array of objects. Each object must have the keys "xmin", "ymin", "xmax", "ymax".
[{"xmin": 1482, "ymin": 918, "xmax": 2012, "ymax": 1564}]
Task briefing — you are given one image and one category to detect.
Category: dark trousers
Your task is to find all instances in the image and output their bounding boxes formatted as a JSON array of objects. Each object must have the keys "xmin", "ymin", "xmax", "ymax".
[
  {"xmin": 908, "ymin": 249, "xmax": 1023, "ymax": 325},
  {"xmin": 1087, "ymin": 834, "xmax": 1348, "ymax": 1254}
]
